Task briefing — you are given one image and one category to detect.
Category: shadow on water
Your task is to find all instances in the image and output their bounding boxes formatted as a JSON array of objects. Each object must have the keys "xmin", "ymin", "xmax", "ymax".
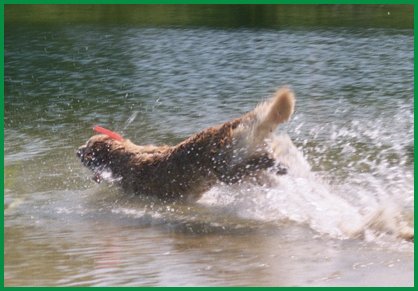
[{"xmin": 5, "ymin": 4, "xmax": 413, "ymax": 29}]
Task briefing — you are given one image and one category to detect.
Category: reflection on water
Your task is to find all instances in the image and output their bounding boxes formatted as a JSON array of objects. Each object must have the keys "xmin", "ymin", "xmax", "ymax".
[
  {"xmin": 5, "ymin": 5, "xmax": 414, "ymax": 287},
  {"xmin": 5, "ymin": 5, "xmax": 414, "ymax": 29}
]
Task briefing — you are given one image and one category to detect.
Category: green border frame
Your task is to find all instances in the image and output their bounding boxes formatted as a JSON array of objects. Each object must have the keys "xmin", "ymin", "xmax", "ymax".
[{"xmin": 2, "ymin": 1, "xmax": 415, "ymax": 288}]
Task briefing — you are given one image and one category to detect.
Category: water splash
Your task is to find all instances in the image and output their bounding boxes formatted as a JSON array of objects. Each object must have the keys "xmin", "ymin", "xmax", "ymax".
[
  {"xmin": 199, "ymin": 134, "xmax": 414, "ymax": 242},
  {"xmin": 122, "ymin": 110, "xmax": 139, "ymax": 131}
]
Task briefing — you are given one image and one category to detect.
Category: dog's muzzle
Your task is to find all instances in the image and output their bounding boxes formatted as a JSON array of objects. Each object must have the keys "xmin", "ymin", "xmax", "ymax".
[
  {"xmin": 76, "ymin": 145, "xmax": 87, "ymax": 161},
  {"xmin": 76, "ymin": 146, "xmax": 84, "ymax": 159},
  {"xmin": 76, "ymin": 145, "xmax": 95, "ymax": 169},
  {"xmin": 77, "ymin": 145, "xmax": 108, "ymax": 183}
]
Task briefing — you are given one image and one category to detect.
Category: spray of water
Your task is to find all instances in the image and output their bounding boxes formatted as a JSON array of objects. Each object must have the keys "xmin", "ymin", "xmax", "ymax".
[
  {"xmin": 100, "ymin": 98, "xmax": 413, "ymax": 244},
  {"xmin": 199, "ymin": 133, "xmax": 414, "ymax": 242},
  {"xmin": 122, "ymin": 110, "xmax": 139, "ymax": 131}
]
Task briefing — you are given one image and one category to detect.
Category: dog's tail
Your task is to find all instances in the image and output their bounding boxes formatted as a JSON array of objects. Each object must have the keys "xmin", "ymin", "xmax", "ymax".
[
  {"xmin": 254, "ymin": 86, "xmax": 295, "ymax": 132},
  {"xmin": 233, "ymin": 87, "xmax": 295, "ymax": 148}
]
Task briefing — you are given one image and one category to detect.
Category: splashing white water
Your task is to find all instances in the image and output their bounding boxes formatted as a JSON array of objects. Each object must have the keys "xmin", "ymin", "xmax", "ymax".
[
  {"xmin": 199, "ymin": 134, "xmax": 414, "ymax": 241},
  {"xmin": 123, "ymin": 110, "xmax": 140, "ymax": 131}
]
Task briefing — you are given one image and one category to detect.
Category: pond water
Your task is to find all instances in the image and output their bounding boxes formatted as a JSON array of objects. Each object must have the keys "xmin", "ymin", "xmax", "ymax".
[{"xmin": 5, "ymin": 5, "xmax": 414, "ymax": 286}]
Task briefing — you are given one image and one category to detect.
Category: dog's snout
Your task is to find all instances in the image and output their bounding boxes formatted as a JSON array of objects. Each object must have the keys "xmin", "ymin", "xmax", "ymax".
[
  {"xmin": 76, "ymin": 146, "xmax": 86, "ymax": 160},
  {"xmin": 76, "ymin": 144, "xmax": 101, "ymax": 169}
]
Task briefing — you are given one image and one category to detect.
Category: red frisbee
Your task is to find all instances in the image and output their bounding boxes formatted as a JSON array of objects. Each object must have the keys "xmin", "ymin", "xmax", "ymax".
[{"xmin": 93, "ymin": 125, "xmax": 124, "ymax": 141}]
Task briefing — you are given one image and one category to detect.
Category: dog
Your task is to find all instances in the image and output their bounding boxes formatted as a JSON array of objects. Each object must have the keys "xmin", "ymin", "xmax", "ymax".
[{"xmin": 77, "ymin": 87, "xmax": 295, "ymax": 202}]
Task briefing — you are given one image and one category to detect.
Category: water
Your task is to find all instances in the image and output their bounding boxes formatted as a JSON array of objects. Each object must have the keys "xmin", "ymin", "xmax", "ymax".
[{"xmin": 5, "ymin": 5, "xmax": 414, "ymax": 286}]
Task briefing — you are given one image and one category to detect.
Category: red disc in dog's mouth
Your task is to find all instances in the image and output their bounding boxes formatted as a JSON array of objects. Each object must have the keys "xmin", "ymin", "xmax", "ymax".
[{"xmin": 93, "ymin": 125, "xmax": 124, "ymax": 141}]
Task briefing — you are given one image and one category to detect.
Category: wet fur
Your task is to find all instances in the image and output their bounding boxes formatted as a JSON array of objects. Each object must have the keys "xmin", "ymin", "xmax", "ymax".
[{"xmin": 77, "ymin": 87, "xmax": 295, "ymax": 202}]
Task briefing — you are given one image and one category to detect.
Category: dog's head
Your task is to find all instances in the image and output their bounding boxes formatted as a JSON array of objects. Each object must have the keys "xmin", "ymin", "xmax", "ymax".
[
  {"xmin": 77, "ymin": 126, "xmax": 125, "ymax": 173},
  {"xmin": 76, "ymin": 134, "xmax": 114, "ymax": 173}
]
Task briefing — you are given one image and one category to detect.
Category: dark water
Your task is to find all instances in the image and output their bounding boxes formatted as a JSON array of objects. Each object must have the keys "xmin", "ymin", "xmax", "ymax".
[{"xmin": 5, "ymin": 5, "xmax": 414, "ymax": 286}]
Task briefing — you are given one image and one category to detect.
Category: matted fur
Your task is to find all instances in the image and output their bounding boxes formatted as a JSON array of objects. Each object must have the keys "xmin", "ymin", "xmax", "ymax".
[{"xmin": 77, "ymin": 87, "xmax": 295, "ymax": 202}]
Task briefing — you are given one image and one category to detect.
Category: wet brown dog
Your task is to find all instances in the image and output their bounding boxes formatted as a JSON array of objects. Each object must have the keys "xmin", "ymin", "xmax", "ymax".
[{"xmin": 77, "ymin": 87, "xmax": 295, "ymax": 202}]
